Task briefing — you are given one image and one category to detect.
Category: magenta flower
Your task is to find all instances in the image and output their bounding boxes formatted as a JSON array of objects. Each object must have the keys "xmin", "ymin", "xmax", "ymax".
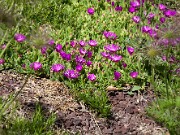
[
  {"xmin": 147, "ymin": 12, "xmax": 155, "ymax": 20},
  {"xmin": 75, "ymin": 55, "xmax": 86, "ymax": 64},
  {"xmin": 130, "ymin": 71, "xmax": 138, "ymax": 78},
  {"xmin": 122, "ymin": 61, "xmax": 127, "ymax": 68},
  {"xmin": 0, "ymin": 58, "xmax": 5, "ymax": 65},
  {"xmin": 30, "ymin": 62, "xmax": 42, "ymax": 71},
  {"xmin": 22, "ymin": 64, "xmax": 26, "ymax": 68},
  {"xmin": 60, "ymin": 51, "xmax": 71, "ymax": 61},
  {"xmin": 130, "ymin": 1, "xmax": 140, "ymax": 8},
  {"xmin": 160, "ymin": 17, "xmax": 166, "ymax": 23},
  {"xmin": 101, "ymin": 52, "xmax": 110, "ymax": 58},
  {"xmin": 41, "ymin": 46, "xmax": 47, "ymax": 55},
  {"xmin": 132, "ymin": 16, "xmax": 140, "ymax": 23},
  {"xmin": 86, "ymin": 60, "xmax": 92, "ymax": 67},
  {"xmin": 55, "ymin": 44, "xmax": 63, "ymax": 53},
  {"xmin": 86, "ymin": 50, "xmax": 93, "ymax": 58},
  {"xmin": 127, "ymin": 46, "xmax": 134, "ymax": 55},
  {"xmin": 149, "ymin": 29, "xmax": 157, "ymax": 38},
  {"xmin": 48, "ymin": 39, "xmax": 55, "ymax": 45},
  {"xmin": 110, "ymin": 54, "xmax": 122, "ymax": 62},
  {"xmin": 128, "ymin": 7, "xmax": 136, "ymax": 13},
  {"xmin": 111, "ymin": 1, "xmax": 115, "ymax": 6},
  {"xmin": 1, "ymin": 44, "xmax": 6, "ymax": 49},
  {"xmin": 14, "ymin": 33, "xmax": 26, "ymax": 42},
  {"xmin": 65, "ymin": 53, "xmax": 71, "ymax": 61},
  {"xmin": 103, "ymin": 31, "xmax": 117, "ymax": 40},
  {"xmin": 159, "ymin": 4, "xmax": 166, "ymax": 11},
  {"xmin": 163, "ymin": 9, "xmax": 177, "ymax": 17},
  {"xmin": 75, "ymin": 64, "xmax": 83, "ymax": 72},
  {"xmin": 142, "ymin": 26, "xmax": 151, "ymax": 33},
  {"xmin": 155, "ymin": 24, "xmax": 159, "ymax": 29},
  {"xmin": 51, "ymin": 64, "xmax": 65, "ymax": 72},
  {"xmin": 87, "ymin": 8, "xmax": 95, "ymax": 15},
  {"xmin": 64, "ymin": 69, "xmax": 79, "ymax": 79},
  {"xmin": 114, "ymin": 71, "xmax": 121, "ymax": 80},
  {"xmin": 115, "ymin": 6, "xmax": 123, "ymax": 12},
  {"xmin": 88, "ymin": 40, "xmax": 97, "ymax": 47},
  {"xmin": 79, "ymin": 48, "xmax": 87, "ymax": 55},
  {"xmin": 104, "ymin": 44, "xmax": 121, "ymax": 52},
  {"xmin": 162, "ymin": 56, "xmax": 167, "ymax": 61},
  {"xmin": 70, "ymin": 40, "xmax": 77, "ymax": 47},
  {"xmin": 79, "ymin": 40, "xmax": 86, "ymax": 47},
  {"xmin": 87, "ymin": 73, "xmax": 96, "ymax": 81}
]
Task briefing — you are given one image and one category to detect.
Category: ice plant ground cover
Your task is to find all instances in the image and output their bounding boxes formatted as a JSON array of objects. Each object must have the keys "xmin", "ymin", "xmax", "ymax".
[{"xmin": 0, "ymin": 0, "xmax": 180, "ymax": 134}]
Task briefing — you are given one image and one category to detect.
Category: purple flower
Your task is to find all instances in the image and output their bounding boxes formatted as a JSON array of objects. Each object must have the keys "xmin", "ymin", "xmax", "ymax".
[
  {"xmin": 88, "ymin": 40, "xmax": 97, "ymax": 47},
  {"xmin": 163, "ymin": 9, "xmax": 177, "ymax": 17},
  {"xmin": 51, "ymin": 64, "xmax": 65, "ymax": 72},
  {"xmin": 149, "ymin": 29, "xmax": 157, "ymax": 38},
  {"xmin": 87, "ymin": 8, "xmax": 95, "ymax": 15},
  {"xmin": 132, "ymin": 16, "xmax": 140, "ymax": 23},
  {"xmin": 142, "ymin": 26, "xmax": 151, "ymax": 33},
  {"xmin": 169, "ymin": 56, "xmax": 176, "ymax": 63},
  {"xmin": 128, "ymin": 7, "xmax": 136, "ymax": 13},
  {"xmin": 75, "ymin": 64, "xmax": 83, "ymax": 72},
  {"xmin": 160, "ymin": 17, "xmax": 166, "ymax": 23},
  {"xmin": 103, "ymin": 31, "xmax": 117, "ymax": 40},
  {"xmin": 160, "ymin": 39, "xmax": 169, "ymax": 46},
  {"xmin": 60, "ymin": 51, "xmax": 71, "ymax": 61},
  {"xmin": 159, "ymin": 4, "xmax": 166, "ymax": 11},
  {"xmin": 87, "ymin": 73, "xmax": 96, "ymax": 81},
  {"xmin": 122, "ymin": 61, "xmax": 127, "ymax": 68},
  {"xmin": 130, "ymin": 71, "xmax": 138, "ymax": 78},
  {"xmin": 115, "ymin": 6, "xmax": 123, "ymax": 12},
  {"xmin": 127, "ymin": 46, "xmax": 134, "ymax": 55},
  {"xmin": 86, "ymin": 50, "xmax": 93, "ymax": 58},
  {"xmin": 14, "ymin": 33, "xmax": 26, "ymax": 42},
  {"xmin": 79, "ymin": 40, "xmax": 86, "ymax": 47},
  {"xmin": 30, "ymin": 62, "xmax": 42, "ymax": 71},
  {"xmin": 110, "ymin": 54, "xmax": 122, "ymax": 62},
  {"xmin": 79, "ymin": 48, "xmax": 87, "ymax": 55},
  {"xmin": 137, "ymin": 0, "xmax": 144, "ymax": 4},
  {"xmin": 155, "ymin": 24, "xmax": 159, "ymax": 29},
  {"xmin": 130, "ymin": 1, "xmax": 140, "ymax": 8},
  {"xmin": 114, "ymin": 71, "xmax": 121, "ymax": 80},
  {"xmin": 0, "ymin": 58, "xmax": 5, "ymax": 65},
  {"xmin": 48, "ymin": 39, "xmax": 55, "ymax": 45},
  {"xmin": 1, "ymin": 44, "xmax": 6, "ymax": 49},
  {"xmin": 104, "ymin": 44, "xmax": 120, "ymax": 52},
  {"xmin": 86, "ymin": 60, "xmax": 92, "ymax": 67},
  {"xmin": 75, "ymin": 55, "xmax": 86, "ymax": 64},
  {"xmin": 65, "ymin": 53, "xmax": 71, "ymax": 61},
  {"xmin": 111, "ymin": 1, "xmax": 115, "ymax": 6},
  {"xmin": 162, "ymin": 55, "xmax": 167, "ymax": 61},
  {"xmin": 101, "ymin": 52, "xmax": 110, "ymax": 58},
  {"xmin": 147, "ymin": 12, "xmax": 155, "ymax": 20},
  {"xmin": 64, "ymin": 69, "xmax": 79, "ymax": 79},
  {"xmin": 55, "ymin": 44, "xmax": 63, "ymax": 53},
  {"xmin": 41, "ymin": 46, "xmax": 47, "ymax": 55},
  {"xmin": 70, "ymin": 40, "xmax": 77, "ymax": 47},
  {"xmin": 22, "ymin": 64, "xmax": 26, "ymax": 68}
]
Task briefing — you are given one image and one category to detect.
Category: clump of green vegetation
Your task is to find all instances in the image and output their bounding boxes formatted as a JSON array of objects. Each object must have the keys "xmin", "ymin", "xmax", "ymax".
[
  {"xmin": 0, "ymin": 103, "xmax": 56, "ymax": 135},
  {"xmin": 0, "ymin": 0, "xmax": 179, "ymax": 133}
]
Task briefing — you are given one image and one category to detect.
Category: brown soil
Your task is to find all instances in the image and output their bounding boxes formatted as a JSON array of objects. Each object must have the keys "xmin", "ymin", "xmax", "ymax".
[{"xmin": 0, "ymin": 70, "xmax": 169, "ymax": 135}]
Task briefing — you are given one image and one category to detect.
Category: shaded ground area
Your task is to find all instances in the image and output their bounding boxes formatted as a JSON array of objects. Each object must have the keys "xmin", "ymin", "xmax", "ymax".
[{"xmin": 0, "ymin": 70, "xmax": 169, "ymax": 135}]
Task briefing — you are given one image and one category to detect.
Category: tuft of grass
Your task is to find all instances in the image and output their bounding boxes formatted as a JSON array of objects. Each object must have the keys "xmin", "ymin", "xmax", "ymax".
[
  {"xmin": 147, "ymin": 97, "xmax": 180, "ymax": 135},
  {"xmin": 0, "ymin": 104, "xmax": 56, "ymax": 135}
]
